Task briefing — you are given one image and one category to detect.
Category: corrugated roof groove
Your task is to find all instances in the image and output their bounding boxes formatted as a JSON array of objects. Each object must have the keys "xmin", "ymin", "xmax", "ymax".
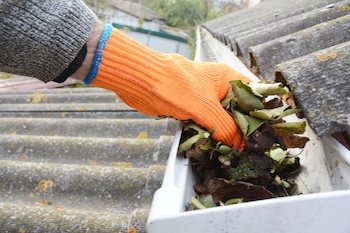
[
  {"xmin": 236, "ymin": 0, "xmax": 350, "ymax": 67},
  {"xmin": 0, "ymin": 88, "xmax": 177, "ymax": 232},
  {"xmin": 203, "ymin": 0, "xmax": 336, "ymax": 47},
  {"xmin": 274, "ymin": 40, "xmax": 350, "ymax": 136},
  {"xmin": 250, "ymin": 13, "xmax": 350, "ymax": 80}
]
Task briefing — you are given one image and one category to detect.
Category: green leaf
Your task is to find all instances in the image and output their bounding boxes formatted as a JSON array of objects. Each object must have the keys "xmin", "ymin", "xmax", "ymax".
[
  {"xmin": 230, "ymin": 80, "xmax": 264, "ymax": 113},
  {"xmin": 199, "ymin": 137, "xmax": 215, "ymax": 151},
  {"xmin": 249, "ymin": 105, "xmax": 290, "ymax": 120},
  {"xmin": 200, "ymin": 195, "xmax": 217, "ymax": 208},
  {"xmin": 221, "ymin": 88, "xmax": 234, "ymax": 109},
  {"xmin": 178, "ymin": 134, "xmax": 201, "ymax": 153},
  {"xmin": 224, "ymin": 198, "xmax": 244, "ymax": 205},
  {"xmin": 183, "ymin": 123, "xmax": 207, "ymax": 134},
  {"xmin": 191, "ymin": 196, "xmax": 206, "ymax": 210},
  {"xmin": 249, "ymin": 82, "xmax": 290, "ymax": 97},
  {"xmin": 276, "ymin": 108, "xmax": 302, "ymax": 120},
  {"xmin": 178, "ymin": 129, "xmax": 211, "ymax": 153},
  {"xmin": 272, "ymin": 122, "xmax": 306, "ymax": 134},
  {"xmin": 269, "ymin": 146, "xmax": 288, "ymax": 163},
  {"xmin": 233, "ymin": 110, "xmax": 265, "ymax": 139},
  {"xmin": 216, "ymin": 143, "xmax": 233, "ymax": 155},
  {"xmin": 245, "ymin": 115, "xmax": 266, "ymax": 138},
  {"xmin": 232, "ymin": 110, "xmax": 249, "ymax": 137}
]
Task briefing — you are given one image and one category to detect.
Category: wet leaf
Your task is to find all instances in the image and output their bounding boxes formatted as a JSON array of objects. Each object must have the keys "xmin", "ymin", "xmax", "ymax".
[{"xmin": 230, "ymin": 80, "xmax": 264, "ymax": 113}]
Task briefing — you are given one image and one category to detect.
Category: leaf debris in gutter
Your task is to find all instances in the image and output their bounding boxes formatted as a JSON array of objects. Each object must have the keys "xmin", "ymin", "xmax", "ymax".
[{"xmin": 178, "ymin": 81, "xmax": 309, "ymax": 210}]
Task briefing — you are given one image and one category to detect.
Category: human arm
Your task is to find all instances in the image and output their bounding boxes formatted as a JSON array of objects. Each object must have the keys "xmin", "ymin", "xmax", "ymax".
[{"xmin": 0, "ymin": 0, "xmax": 251, "ymax": 149}]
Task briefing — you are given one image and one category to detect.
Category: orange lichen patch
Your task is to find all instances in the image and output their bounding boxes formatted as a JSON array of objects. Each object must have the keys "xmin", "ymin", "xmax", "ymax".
[
  {"xmin": 38, "ymin": 179, "xmax": 54, "ymax": 193},
  {"xmin": 128, "ymin": 226, "xmax": 137, "ymax": 233},
  {"xmin": 42, "ymin": 96, "xmax": 48, "ymax": 101},
  {"xmin": 29, "ymin": 193, "xmax": 34, "ymax": 198},
  {"xmin": 317, "ymin": 52, "xmax": 337, "ymax": 62},
  {"xmin": 37, "ymin": 199, "xmax": 49, "ymax": 206},
  {"xmin": 115, "ymin": 98, "xmax": 120, "ymax": 103},
  {"xmin": 10, "ymin": 130, "xmax": 17, "ymax": 135},
  {"xmin": 18, "ymin": 199, "xmax": 23, "ymax": 203},
  {"xmin": 71, "ymin": 102, "xmax": 76, "ymax": 104},
  {"xmin": 77, "ymin": 107, "xmax": 84, "ymax": 111},
  {"xmin": 61, "ymin": 112, "xmax": 67, "ymax": 117},
  {"xmin": 339, "ymin": 4, "xmax": 350, "ymax": 11},
  {"xmin": 29, "ymin": 92, "xmax": 44, "ymax": 104},
  {"xmin": 56, "ymin": 206, "xmax": 66, "ymax": 210},
  {"xmin": 21, "ymin": 154, "xmax": 27, "ymax": 159},
  {"xmin": 19, "ymin": 228, "xmax": 26, "ymax": 233},
  {"xmin": 137, "ymin": 132, "xmax": 148, "ymax": 139},
  {"xmin": 90, "ymin": 160, "xmax": 96, "ymax": 165}
]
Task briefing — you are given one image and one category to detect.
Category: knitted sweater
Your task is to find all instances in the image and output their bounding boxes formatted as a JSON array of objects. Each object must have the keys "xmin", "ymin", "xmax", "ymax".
[{"xmin": 0, "ymin": 0, "xmax": 97, "ymax": 82}]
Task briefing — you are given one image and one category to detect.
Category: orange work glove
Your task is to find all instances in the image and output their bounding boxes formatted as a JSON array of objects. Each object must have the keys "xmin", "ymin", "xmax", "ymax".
[{"xmin": 84, "ymin": 24, "xmax": 251, "ymax": 149}]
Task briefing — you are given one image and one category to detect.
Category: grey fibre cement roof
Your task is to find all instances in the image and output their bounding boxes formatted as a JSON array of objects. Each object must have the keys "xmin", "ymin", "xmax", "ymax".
[
  {"xmin": 0, "ymin": 87, "xmax": 178, "ymax": 232},
  {"xmin": 201, "ymin": 0, "xmax": 350, "ymax": 137}
]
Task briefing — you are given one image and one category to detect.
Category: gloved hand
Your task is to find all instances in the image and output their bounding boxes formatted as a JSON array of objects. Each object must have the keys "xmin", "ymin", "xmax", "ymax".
[{"xmin": 85, "ymin": 25, "xmax": 251, "ymax": 149}]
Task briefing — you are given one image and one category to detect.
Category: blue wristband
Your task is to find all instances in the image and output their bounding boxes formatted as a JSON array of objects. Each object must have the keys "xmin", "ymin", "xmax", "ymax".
[{"xmin": 84, "ymin": 24, "xmax": 113, "ymax": 85}]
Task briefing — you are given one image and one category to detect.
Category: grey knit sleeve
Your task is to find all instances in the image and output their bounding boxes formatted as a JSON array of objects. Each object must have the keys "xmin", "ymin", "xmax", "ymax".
[{"xmin": 0, "ymin": 0, "xmax": 98, "ymax": 83}]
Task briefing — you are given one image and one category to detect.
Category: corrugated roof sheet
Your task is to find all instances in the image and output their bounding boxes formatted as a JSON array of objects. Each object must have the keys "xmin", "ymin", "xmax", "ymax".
[
  {"xmin": 201, "ymin": 0, "xmax": 350, "ymax": 138},
  {"xmin": 0, "ymin": 87, "xmax": 177, "ymax": 232}
]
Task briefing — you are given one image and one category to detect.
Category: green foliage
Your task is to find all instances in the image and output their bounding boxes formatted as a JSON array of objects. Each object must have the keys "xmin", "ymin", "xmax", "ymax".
[{"xmin": 137, "ymin": 0, "xmax": 225, "ymax": 58}]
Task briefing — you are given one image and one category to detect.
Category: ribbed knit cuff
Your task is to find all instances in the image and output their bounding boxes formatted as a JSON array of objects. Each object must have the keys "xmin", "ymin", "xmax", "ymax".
[{"xmin": 84, "ymin": 24, "xmax": 113, "ymax": 85}]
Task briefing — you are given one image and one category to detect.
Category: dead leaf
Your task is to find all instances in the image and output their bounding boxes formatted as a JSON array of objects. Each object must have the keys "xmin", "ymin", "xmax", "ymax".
[
  {"xmin": 276, "ymin": 131, "xmax": 309, "ymax": 149},
  {"xmin": 195, "ymin": 177, "xmax": 276, "ymax": 203},
  {"xmin": 185, "ymin": 138, "xmax": 211, "ymax": 162}
]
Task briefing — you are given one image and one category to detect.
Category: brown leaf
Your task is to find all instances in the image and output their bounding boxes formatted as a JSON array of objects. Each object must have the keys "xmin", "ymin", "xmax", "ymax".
[
  {"xmin": 212, "ymin": 180, "xmax": 276, "ymax": 202},
  {"xmin": 276, "ymin": 132, "xmax": 309, "ymax": 149},
  {"xmin": 195, "ymin": 177, "xmax": 276, "ymax": 203},
  {"xmin": 185, "ymin": 138, "xmax": 210, "ymax": 162},
  {"xmin": 263, "ymin": 97, "xmax": 283, "ymax": 109},
  {"xmin": 245, "ymin": 124, "xmax": 285, "ymax": 151}
]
